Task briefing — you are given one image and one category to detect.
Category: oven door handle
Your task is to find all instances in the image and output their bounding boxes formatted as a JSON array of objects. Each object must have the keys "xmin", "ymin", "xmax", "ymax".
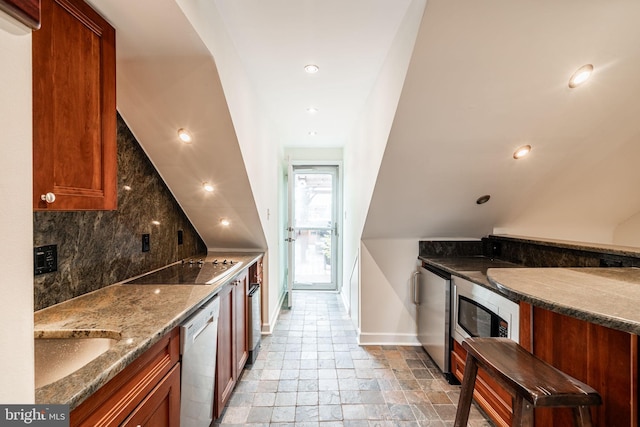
[{"xmin": 412, "ymin": 270, "xmax": 420, "ymax": 305}]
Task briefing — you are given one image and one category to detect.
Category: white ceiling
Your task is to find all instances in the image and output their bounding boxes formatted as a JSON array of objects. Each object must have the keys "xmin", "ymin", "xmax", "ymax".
[
  {"xmin": 87, "ymin": 0, "xmax": 640, "ymax": 249},
  {"xmin": 363, "ymin": 0, "xmax": 640, "ymax": 244},
  {"xmin": 211, "ymin": 0, "xmax": 414, "ymax": 147},
  {"xmin": 87, "ymin": 0, "xmax": 413, "ymax": 249}
]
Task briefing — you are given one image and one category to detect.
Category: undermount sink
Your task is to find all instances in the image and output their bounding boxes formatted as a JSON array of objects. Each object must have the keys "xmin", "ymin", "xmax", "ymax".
[{"xmin": 35, "ymin": 330, "xmax": 121, "ymax": 388}]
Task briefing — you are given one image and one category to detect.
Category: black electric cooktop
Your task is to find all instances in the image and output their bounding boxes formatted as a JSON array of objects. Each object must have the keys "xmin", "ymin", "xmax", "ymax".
[{"xmin": 125, "ymin": 259, "xmax": 242, "ymax": 285}]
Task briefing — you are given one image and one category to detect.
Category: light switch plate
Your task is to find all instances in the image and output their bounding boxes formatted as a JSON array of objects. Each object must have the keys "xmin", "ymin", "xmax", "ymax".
[{"xmin": 34, "ymin": 244, "xmax": 57, "ymax": 275}]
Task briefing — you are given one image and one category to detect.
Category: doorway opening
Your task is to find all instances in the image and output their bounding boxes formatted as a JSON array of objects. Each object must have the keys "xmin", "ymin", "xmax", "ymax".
[{"xmin": 286, "ymin": 164, "xmax": 340, "ymax": 295}]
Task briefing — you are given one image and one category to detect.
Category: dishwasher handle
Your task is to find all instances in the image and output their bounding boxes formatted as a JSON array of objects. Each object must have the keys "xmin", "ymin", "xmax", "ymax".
[
  {"xmin": 181, "ymin": 296, "xmax": 220, "ymax": 354},
  {"xmin": 412, "ymin": 270, "xmax": 420, "ymax": 305}
]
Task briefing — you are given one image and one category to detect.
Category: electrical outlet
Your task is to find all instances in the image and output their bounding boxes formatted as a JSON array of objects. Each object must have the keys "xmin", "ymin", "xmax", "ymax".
[{"xmin": 142, "ymin": 234, "xmax": 150, "ymax": 252}]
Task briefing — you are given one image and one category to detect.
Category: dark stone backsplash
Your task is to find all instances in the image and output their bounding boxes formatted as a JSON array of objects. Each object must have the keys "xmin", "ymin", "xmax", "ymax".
[
  {"xmin": 418, "ymin": 240, "xmax": 483, "ymax": 258},
  {"xmin": 419, "ymin": 235, "xmax": 640, "ymax": 268},
  {"xmin": 487, "ymin": 235, "xmax": 640, "ymax": 268},
  {"xmin": 34, "ymin": 114, "xmax": 207, "ymax": 310}
]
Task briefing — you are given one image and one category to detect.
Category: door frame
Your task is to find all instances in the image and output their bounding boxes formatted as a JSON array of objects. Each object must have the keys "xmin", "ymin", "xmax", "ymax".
[{"xmin": 286, "ymin": 160, "xmax": 343, "ymax": 299}]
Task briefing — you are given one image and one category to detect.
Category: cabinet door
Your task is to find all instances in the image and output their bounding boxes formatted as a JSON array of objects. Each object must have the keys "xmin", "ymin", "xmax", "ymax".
[
  {"xmin": 214, "ymin": 284, "xmax": 235, "ymax": 419},
  {"xmin": 33, "ymin": 0, "xmax": 117, "ymax": 211},
  {"xmin": 234, "ymin": 271, "xmax": 249, "ymax": 373},
  {"xmin": 121, "ymin": 363, "xmax": 180, "ymax": 427}
]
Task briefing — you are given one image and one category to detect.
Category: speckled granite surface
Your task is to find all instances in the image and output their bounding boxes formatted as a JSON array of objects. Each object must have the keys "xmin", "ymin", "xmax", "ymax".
[
  {"xmin": 487, "ymin": 267, "xmax": 640, "ymax": 335},
  {"xmin": 418, "ymin": 256, "xmax": 522, "ymax": 291},
  {"xmin": 34, "ymin": 252, "xmax": 262, "ymax": 410}
]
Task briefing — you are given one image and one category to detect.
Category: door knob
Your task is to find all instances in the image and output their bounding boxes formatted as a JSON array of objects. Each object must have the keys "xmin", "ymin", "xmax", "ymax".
[{"xmin": 40, "ymin": 192, "xmax": 56, "ymax": 204}]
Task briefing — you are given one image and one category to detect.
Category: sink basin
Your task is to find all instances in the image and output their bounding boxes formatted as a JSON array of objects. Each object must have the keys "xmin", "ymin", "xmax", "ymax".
[{"xmin": 35, "ymin": 330, "xmax": 121, "ymax": 388}]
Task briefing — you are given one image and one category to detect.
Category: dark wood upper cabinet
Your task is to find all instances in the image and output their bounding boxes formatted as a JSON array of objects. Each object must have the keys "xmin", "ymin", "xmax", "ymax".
[
  {"xmin": 0, "ymin": 0, "xmax": 41, "ymax": 29},
  {"xmin": 33, "ymin": 0, "xmax": 117, "ymax": 211}
]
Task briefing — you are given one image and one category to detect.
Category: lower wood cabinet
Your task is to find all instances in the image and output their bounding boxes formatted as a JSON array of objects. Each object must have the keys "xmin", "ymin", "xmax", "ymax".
[
  {"xmin": 120, "ymin": 363, "xmax": 180, "ymax": 427},
  {"xmin": 70, "ymin": 327, "xmax": 180, "ymax": 427},
  {"xmin": 520, "ymin": 302, "xmax": 638, "ymax": 427},
  {"xmin": 214, "ymin": 269, "xmax": 250, "ymax": 419},
  {"xmin": 214, "ymin": 283, "xmax": 236, "ymax": 418},
  {"xmin": 451, "ymin": 340, "xmax": 512, "ymax": 427}
]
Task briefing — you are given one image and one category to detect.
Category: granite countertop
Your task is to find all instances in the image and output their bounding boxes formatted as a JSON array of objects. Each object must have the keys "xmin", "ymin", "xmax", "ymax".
[
  {"xmin": 34, "ymin": 252, "xmax": 262, "ymax": 410},
  {"xmin": 488, "ymin": 267, "xmax": 640, "ymax": 335},
  {"xmin": 418, "ymin": 256, "xmax": 522, "ymax": 291}
]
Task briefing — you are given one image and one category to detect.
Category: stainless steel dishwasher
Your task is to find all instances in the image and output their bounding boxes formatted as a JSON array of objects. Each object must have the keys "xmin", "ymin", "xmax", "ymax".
[{"xmin": 180, "ymin": 296, "xmax": 220, "ymax": 427}]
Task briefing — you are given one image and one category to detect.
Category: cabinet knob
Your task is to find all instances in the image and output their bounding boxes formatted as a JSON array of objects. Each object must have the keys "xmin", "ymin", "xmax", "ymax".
[{"xmin": 40, "ymin": 192, "xmax": 56, "ymax": 204}]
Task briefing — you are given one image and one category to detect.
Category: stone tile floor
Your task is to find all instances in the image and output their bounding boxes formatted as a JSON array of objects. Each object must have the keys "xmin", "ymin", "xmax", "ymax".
[{"xmin": 215, "ymin": 291, "xmax": 494, "ymax": 426}]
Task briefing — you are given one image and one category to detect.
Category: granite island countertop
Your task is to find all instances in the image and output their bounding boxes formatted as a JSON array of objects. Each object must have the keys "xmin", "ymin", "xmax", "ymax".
[
  {"xmin": 418, "ymin": 256, "xmax": 522, "ymax": 291},
  {"xmin": 488, "ymin": 267, "xmax": 640, "ymax": 335},
  {"xmin": 34, "ymin": 252, "xmax": 263, "ymax": 410}
]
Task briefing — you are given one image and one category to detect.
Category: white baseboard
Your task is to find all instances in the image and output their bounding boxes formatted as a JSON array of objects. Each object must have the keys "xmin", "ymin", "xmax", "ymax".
[
  {"xmin": 261, "ymin": 288, "xmax": 288, "ymax": 335},
  {"xmin": 357, "ymin": 332, "xmax": 421, "ymax": 346}
]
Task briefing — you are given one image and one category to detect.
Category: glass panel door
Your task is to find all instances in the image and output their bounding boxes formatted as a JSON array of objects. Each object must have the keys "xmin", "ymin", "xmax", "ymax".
[{"xmin": 290, "ymin": 166, "xmax": 338, "ymax": 290}]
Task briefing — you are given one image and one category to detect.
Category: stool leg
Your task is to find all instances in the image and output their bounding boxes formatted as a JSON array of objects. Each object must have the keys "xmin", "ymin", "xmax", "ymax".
[
  {"xmin": 572, "ymin": 406, "xmax": 594, "ymax": 427},
  {"xmin": 454, "ymin": 353, "xmax": 479, "ymax": 427},
  {"xmin": 512, "ymin": 395, "xmax": 534, "ymax": 426}
]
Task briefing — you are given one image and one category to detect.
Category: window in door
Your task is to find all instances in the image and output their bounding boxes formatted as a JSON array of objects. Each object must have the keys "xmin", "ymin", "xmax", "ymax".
[{"xmin": 288, "ymin": 165, "xmax": 339, "ymax": 291}]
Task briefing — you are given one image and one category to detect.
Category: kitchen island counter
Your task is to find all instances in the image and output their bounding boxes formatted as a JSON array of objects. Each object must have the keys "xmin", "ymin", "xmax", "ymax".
[
  {"xmin": 488, "ymin": 267, "xmax": 640, "ymax": 335},
  {"xmin": 34, "ymin": 252, "xmax": 263, "ymax": 410}
]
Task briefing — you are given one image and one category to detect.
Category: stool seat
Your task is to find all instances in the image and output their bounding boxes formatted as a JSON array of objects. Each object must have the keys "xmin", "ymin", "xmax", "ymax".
[{"xmin": 454, "ymin": 337, "xmax": 602, "ymax": 427}]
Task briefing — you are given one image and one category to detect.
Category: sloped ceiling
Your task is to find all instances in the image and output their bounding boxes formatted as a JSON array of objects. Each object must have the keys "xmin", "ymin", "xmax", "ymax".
[
  {"xmin": 87, "ymin": 0, "xmax": 266, "ymax": 250},
  {"xmin": 363, "ymin": 0, "xmax": 640, "ymax": 245},
  {"xmin": 87, "ymin": 0, "xmax": 640, "ymax": 249}
]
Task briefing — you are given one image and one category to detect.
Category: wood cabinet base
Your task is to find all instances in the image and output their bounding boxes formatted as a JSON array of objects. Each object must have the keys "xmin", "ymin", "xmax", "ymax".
[
  {"xmin": 452, "ymin": 339, "xmax": 512, "ymax": 427},
  {"xmin": 70, "ymin": 328, "xmax": 180, "ymax": 427},
  {"xmin": 520, "ymin": 302, "xmax": 638, "ymax": 427}
]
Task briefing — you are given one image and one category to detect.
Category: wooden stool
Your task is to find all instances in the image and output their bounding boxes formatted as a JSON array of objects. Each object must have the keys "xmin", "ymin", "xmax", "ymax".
[{"xmin": 454, "ymin": 337, "xmax": 602, "ymax": 427}]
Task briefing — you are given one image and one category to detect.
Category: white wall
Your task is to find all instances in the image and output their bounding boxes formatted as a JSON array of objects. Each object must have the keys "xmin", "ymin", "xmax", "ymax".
[
  {"xmin": 359, "ymin": 239, "xmax": 420, "ymax": 345},
  {"xmin": 0, "ymin": 15, "xmax": 34, "ymax": 403},
  {"xmin": 494, "ymin": 124, "xmax": 640, "ymax": 246},
  {"xmin": 176, "ymin": 0, "xmax": 284, "ymax": 332},
  {"xmin": 342, "ymin": 0, "xmax": 426, "ymax": 333},
  {"xmin": 613, "ymin": 212, "xmax": 640, "ymax": 247}
]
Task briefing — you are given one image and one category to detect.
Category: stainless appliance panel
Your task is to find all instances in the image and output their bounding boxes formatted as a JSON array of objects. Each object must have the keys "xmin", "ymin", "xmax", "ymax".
[
  {"xmin": 247, "ymin": 283, "xmax": 261, "ymax": 364},
  {"xmin": 415, "ymin": 265, "xmax": 452, "ymax": 380},
  {"xmin": 452, "ymin": 276, "xmax": 519, "ymax": 345},
  {"xmin": 180, "ymin": 296, "xmax": 220, "ymax": 427}
]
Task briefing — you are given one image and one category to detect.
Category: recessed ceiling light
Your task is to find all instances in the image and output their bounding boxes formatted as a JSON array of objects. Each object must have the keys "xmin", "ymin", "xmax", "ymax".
[
  {"xmin": 203, "ymin": 182, "xmax": 214, "ymax": 192},
  {"xmin": 220, "ymin": 218, "xmax": 230, "ymax": 227},
  {"xmin": 306, "ymin": 107, "xmax": 319, "ymax": 114},
  {"xmin": 123, "ymin": 185, "xmax": 132, "ymax": 191},
  {"xmin": 308, "ymin": 131, "xmax": 317, "ymax": 136},
  {"xmin": 568, "ymin": 64, "xmax": 593, "ymax": 88},
  {"xmin": 151, "ymin": 220, "xmax": 161, "ymax": 225},
  {"xmin": 513, "ymin": 144, "xmax": 532, "ymax": 159},
  {"xmin": 177, "ymin": 128, "xmax": 192, "ymax": 143},
  {"xmin": 476, "ymin": 195, "xmax": 491, "ymax": 205},
  {"xmin": 304, "ymin": 64, "xmax": 319, "ymax": 74}
]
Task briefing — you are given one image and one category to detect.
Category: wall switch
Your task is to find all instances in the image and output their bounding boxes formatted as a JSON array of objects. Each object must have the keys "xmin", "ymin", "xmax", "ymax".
[
  {"xmin": 34, "ymin": 244, "xmax": 57, "ymax": 275},
  {"xmin": 142, "ymin": 234, "xmax": 150, "ymax": 252},
  {"xmin": 177, "ymin": 230, "xmax": 183, "ymax": 245}
]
